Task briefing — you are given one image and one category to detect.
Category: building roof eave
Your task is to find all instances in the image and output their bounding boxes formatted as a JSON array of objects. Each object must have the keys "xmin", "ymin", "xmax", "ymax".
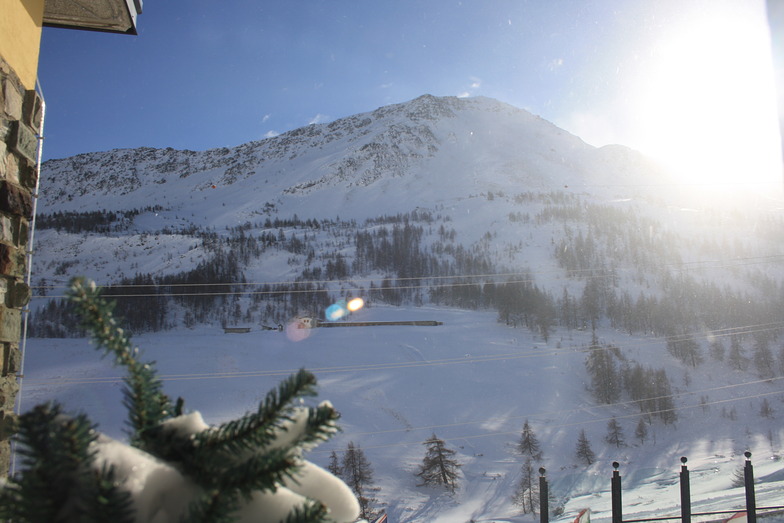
[{"xmin": 42, "ymin": 0, "xmax": 142, "ymax": 35}]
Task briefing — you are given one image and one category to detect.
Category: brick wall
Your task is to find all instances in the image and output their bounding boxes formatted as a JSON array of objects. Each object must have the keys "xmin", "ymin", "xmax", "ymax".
[{"xmin": 0, "ymin": 55, "xmax": 40, "ymax": 475}]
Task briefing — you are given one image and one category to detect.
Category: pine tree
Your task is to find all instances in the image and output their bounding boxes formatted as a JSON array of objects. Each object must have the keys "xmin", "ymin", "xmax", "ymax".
[
  {"xmin": 699, "ymin": 395, "xmax": 710, "ymax": 414},
  {"xmin": 580, "ymin": 278, "xmax": 602, "ymax": 331},
  {"xmin": 753, "ymin": 338, "xmax": 775, "ymax": 379},
  {"xmin": 517, "ymin": 419, "xmax": 543, "ymax": 460},
  {"xmin": 709, "ymin": 339, "xmax": 726, "ymax": 361},
  {"xmin": 575, "ymin": 429, "xmax": 596, "ymax": 466},
  {"xmin": 328, "ymin": 450, "xmax": 342, "ymax": 477},
  {"xmin": 777, "ymin": 344, "xmax": 784, "ymax": 376},
  {"xmin": 605, "ymin": 418, "xmax": 625, "ymax": 448},
  {"xmin": 654, "ymin": 369, "xmax": 678, "ymax": 425},
  {"xmin": 416, "ymin": 434, "xmax": 461, "ymax": 493},
  {"xmin": 623, "ymin": 363, "xmax": 677, "ymax": 424},
  {"xmin": 666, "ymin": 334, "xmax": 702, "ymax": 367},
  {"xmin": 511, "ymin": 458, "xmax": 540, "ymax": 514},
  {"xmin": 0, "ymin": 278, "xmax": 358, "ymax": 523},
  {"xmin": 635, "ymin": 417, "xmax": 648, "ymax": 445},
  {"xmin": 730, "ymin": 465, "xmax": 746, "ymax": 487},
  {"xmin": 759, "ymin": 398, "xmax": 775, "ymax": 419},
  {"xmin": 728, "ymin": 336, "xmax": 748, "ymax": 371},
  {"xmin": 342, "ymin": 442, "xmax": 378, "ymax": 521},
  {"xmin": 586, "ymin": 342, "xmax": 620, "ymax": 404}
]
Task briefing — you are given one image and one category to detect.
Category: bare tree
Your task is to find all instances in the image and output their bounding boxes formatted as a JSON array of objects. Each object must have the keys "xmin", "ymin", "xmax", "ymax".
[
  {"xmin": 342, "ymin": 442, "xmax": 378, "ymax": 521},
  {"xmin": 512, "ymin": 458, "xmax": 539, "ymax": 514},
  {"xmin": 327, "ymin": 449, "xmax": 341, "ymax": 477}
]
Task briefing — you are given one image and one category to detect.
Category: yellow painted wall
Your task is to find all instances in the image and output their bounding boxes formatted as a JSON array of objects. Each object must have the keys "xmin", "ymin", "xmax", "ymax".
[{"xmin": 0, "ymin": 0, "xmax": 44, "ymax": 89}]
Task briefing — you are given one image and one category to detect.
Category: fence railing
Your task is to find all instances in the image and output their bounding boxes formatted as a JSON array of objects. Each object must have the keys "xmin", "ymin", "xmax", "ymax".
[{"xmin": 538, "ymin": 452, "xmax": 784, "ymax": 523}]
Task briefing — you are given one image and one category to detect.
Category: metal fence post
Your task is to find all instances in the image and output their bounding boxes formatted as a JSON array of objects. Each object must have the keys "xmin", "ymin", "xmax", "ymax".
[
  {"xmin": 540, "ymin": 467, "xmax": 549, "ymax": 523},
  {"xmin": 680, "ymin": 457, "xmax": 691, "ymax": 523},
  {"xmin": 744, "ymin": 451, "xmax": 757, "ymax": 523},
  {"xmin": 612, "ymin": 461, "xmax": 623, "ymax": 523}
]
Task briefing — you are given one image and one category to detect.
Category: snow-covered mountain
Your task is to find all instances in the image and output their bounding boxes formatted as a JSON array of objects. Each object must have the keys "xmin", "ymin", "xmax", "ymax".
[
  {"xmin": 39, "ymin": 95, "xmax": 662, "ymax": 218},
  {"xmin": 26, "ymin": 95, "xmax": 784, "ymax": 521}
]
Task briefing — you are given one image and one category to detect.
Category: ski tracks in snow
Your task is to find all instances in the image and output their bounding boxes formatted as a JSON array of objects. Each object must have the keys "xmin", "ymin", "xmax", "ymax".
[{"xmin": 400, "ymin": 343, "xmax": 427, "ymax": 362}]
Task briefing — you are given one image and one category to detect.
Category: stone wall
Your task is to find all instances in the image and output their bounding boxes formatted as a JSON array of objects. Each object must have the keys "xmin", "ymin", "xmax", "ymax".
[{"xmin": 0, "ymin": 54, "xmax": 39, "ymax": 474}]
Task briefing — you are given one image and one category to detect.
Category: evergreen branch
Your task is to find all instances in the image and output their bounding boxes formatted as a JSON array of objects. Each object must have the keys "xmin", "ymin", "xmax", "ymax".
[
  {"xmin": 181, "ymin": 488, "xmax": 241, "ymax": 523},
  {"xmin": 67, "ymin": 277, "xmax": 173, "ymax": 447},
  {"xmin": 132, "ymin": 374, "xmax": 339, "ymax": 509},
  {"xmin": 121, "ymin": 367, "xmax": 172, "ymax": 448},
  {"xmin": 193, "ymin": 369, "xmax": 319, "ymax": 457},
  {"xmin": 284, "ymin": 500, "xmax": 330, "ymax": 523},
  {"xmin": 7, "ymin": 403, "xmax": 93, "ymax": 520},
  {"xmin": 76, "ymin": 463, "xmax": 135, "ymax": 523},
  {"xmin": 181, "ymin": 371, "xmax": 337, "ymax": 488},
  {"xmin": 148, "ymin": 378, "xmax": 340, "ymax": 513},
  {"xmin": 0, "ymin": 403, "xmax": 134, "ymax": 522},
  {"xmin": 141, "ymin": 431, "xmax": 297, "ymax": 496},
  {"xmin": 212, "ymin": 448, "xmax": 299, "ymax": 497},
  {"xmin": 297, "ymin": 402, "xmax": 341, "ymax": 453},
  {"xmin": 0, "ymin": 482, "xmax": 21, "ymax": 520},
  {"xmin": 0, "ymin": 484, "xmax": 22, "ymax": 520},
  {"xmin": 132, "ymin": 418, "xmax": 202, "ymax": 474}
]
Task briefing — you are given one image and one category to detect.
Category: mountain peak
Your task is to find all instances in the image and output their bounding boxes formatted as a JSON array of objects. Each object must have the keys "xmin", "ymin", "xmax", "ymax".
[{"xmin": 377, "ymin": 94, "xmax": 524, "ymax": 122}]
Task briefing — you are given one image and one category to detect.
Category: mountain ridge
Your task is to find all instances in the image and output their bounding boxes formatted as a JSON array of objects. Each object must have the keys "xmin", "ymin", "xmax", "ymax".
[{"xmin": 39, "ymin": 95, "xmax": 663, "ymax": 218}]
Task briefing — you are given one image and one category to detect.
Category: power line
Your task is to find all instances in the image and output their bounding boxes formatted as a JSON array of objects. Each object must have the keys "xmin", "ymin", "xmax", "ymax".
[{"xmin": 28, "ymin": 250, "xmax": 784, "ymax": 299}]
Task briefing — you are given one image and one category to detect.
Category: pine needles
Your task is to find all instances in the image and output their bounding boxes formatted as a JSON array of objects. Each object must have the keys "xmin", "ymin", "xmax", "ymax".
[
  {"xmin": 0, "ymin": 403, "xmax": 135, "ymax": 522},
  {"xmin": 69, "ymin": 277, "xmax": 172, "ymax": 449}
]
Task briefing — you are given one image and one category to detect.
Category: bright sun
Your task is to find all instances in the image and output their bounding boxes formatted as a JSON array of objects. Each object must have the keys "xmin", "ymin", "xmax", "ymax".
[{"xmin": 634, "ymin": 7, "xmax": 782, "ymax": 192}]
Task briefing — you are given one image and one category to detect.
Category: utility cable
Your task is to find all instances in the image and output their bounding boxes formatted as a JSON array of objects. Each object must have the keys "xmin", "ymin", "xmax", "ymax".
[{"xmin": 28, "ymin": 249, "xmax": 784, "ymax": 300}]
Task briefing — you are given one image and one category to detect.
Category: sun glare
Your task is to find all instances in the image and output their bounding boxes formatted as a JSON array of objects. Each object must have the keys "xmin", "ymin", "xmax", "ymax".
[{"xmin": 634, "ymin": 8, "xmax": 783, "ymax": 193}]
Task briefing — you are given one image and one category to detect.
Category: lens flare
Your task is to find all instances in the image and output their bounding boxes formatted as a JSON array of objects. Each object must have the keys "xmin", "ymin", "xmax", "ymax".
[
  {"xmin": 324, "ymin": 297, "xmax": 364, "ymax": 321},
  {"xmin": 285, "ymin": 320, "xmax": 312, "ymax": 342},
  {"xmin": 286, "ymin": 317, "xmax": 314, "ymax": 341},
  {"xmin": 325, "ymin": 301, "xmax": 349, "ymax": 321}
]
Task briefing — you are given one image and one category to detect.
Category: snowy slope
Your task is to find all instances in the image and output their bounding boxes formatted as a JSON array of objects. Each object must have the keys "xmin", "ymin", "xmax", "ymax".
[{"xmin": 22, "ymin": 308, "xmax": 784, "ymax": 522}]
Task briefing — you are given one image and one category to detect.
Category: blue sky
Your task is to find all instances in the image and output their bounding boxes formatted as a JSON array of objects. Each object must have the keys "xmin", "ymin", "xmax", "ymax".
[{"xmin": 37, "ymin": 0, "xmax": 782, "ymax": 188}]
